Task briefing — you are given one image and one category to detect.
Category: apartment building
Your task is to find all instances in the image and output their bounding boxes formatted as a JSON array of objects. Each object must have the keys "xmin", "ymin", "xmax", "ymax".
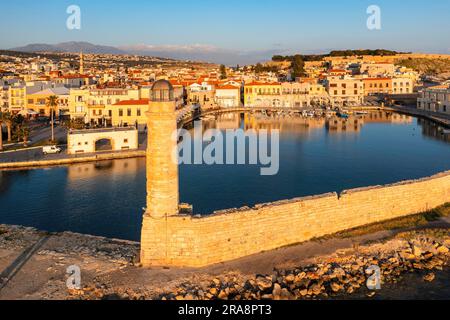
[
  {"xmin": 69, "ymin": 88, "xmax": 140, "ymax": 124},
  {"xmin": 324, "ymin": 76, "xmax": 364, "ymax": 106},
  {"xmin": 215, "ymin": 85, "xmax": 241, "ymax": 108},
  {"xmin": 362, "ymin": 78, "xmax": 392, "ymax": 95},
  {"xmin": 8, "ymin": 81, "xmax": 66, "ymax": 114},
  {"xmin": 187, "ymin": 81, "xmax": 216, "ymax": 108},
  {"xmin": 107, "ymin": 99, "xmax": 149, "ymax": 130},
  {"xmin": 417, "ymin": 85, "xmax": 450, "ymax": 115},
  {"xmin": 391, "ymin": 77, "xmax": 414, "ymax": 94},
  {"xmin": 244, "ymin": 82, "xmax": 282, "ymax": 107},
  {"xmin": 26, "ymin": 87, "xmax": 70, "ymax": 117}
]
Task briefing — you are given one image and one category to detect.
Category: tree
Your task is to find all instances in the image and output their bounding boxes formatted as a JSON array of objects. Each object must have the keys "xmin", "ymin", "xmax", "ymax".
[
  {"xmin": 220, "ymin": 64, "xmax": 227, "ymax": 79},
  {"xmin": 254, "ymin": 63, "xmax": 264, "ymax": 74},
  {"xmin": 46, "ymin": 95, "xmax": 58, "ymax": 142},
  {"xmin": 291, "ymin": 55, "xmax": 305, "ymax": 80},
  {"xmin": 3, "ymin": 111, "xmax": 13, "ymax": 142},
  {"xmin": 19, "ymin": 124, "xmax": 30, "ymax": 147}
]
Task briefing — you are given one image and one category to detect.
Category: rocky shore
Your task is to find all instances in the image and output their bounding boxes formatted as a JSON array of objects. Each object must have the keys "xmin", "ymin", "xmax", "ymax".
[
  {"xmin": 154, "ymin": 229, "xmax": 450, "ymax": 300},
  {"xmin": 0, "ymin": 223, "xmax": 449, "ymax": 300}
]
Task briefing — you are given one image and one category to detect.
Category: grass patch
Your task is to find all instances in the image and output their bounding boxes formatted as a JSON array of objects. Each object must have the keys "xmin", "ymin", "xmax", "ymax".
[{"xmin": 334, "ymin": 203, "xmax": 450, "ymax": 239}]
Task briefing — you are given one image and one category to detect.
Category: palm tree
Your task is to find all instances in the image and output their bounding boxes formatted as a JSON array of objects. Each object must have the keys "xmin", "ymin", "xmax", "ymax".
[
  {"xmin": 46, "ymin": 95, "xmax": 58, "ymax": 142},
  {"xmin": 20, "ymin": 124, "xmax": 30, "ymax": 147},
  {"xmin": 3, "ymin": 111, "xmax": 13, "ymax": 143}
]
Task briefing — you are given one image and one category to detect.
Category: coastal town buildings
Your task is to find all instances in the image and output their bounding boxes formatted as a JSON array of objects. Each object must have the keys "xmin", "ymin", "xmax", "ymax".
[
  {"xmin": 214, "ymin": 84, "xmax": 241, "ymax": 108},
  {"xmin": 324, "ymin": 76, "xmax": 364, "ymax": 106},
  {"xmin": 68, "ymin": 88, "xmax": 141, "ymax": 125},
  {"xmin": 418, "ymin": 84, "xmax": 450, "ymax": 115},
  {"xmin": 391, "ymin": 77, "xmax": 414, "ymax": 94},
  {"xmin": 108, "ymin": 99, "xmax": 149, "ymax": 130},
  {"xmin": 26, "ymin": 86, "xmax": 70, "ymax": 117},
  {"xmin": 362, "ymin": 78, "xmax": 392, "ymax": 95},
  {"xmin": 244, "ymin": 82, "xmax": 282, "ymax": 107}
]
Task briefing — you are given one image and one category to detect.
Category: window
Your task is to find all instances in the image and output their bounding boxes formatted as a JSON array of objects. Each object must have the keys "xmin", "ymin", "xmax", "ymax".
[
  {"xmin": 124, "ymin": 139, "xmax": 128, "ymax": 143},
  {"xmin": 119, "ymin": 109, "xmax": 123, "ymax": 117},
  {"xmin": 137, "ymin": 108, "xmax": 141, "ymax": 116},
  {"xmin": 127, "ymin": 109, "xmax": 132, "ymax": 117},
  {"xmin": 108, "ymin": 110, "xmax": 112, "ymax": 117}
]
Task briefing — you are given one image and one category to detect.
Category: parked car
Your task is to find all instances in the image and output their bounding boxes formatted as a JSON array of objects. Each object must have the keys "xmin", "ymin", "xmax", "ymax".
[{"xmin": 43, "ymin": 146, "xmax": 62, "ymax": 155}]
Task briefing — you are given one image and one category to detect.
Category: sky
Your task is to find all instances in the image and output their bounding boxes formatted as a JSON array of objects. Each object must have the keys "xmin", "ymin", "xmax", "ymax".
[{"xmin": 1, "ymin": 0, "xmax": 449, "ymax": 64}]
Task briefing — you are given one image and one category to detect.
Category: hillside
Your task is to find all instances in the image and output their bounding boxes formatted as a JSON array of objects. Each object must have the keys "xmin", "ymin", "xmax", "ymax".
[{"xmin": 397, "ymin": 58, "xmax": 450, "ymax": 78}]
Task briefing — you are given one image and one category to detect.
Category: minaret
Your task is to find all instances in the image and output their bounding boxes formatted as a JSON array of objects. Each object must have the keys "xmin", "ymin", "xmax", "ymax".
[
  {"xmin": 144, "ymin": 80, "xmax": 179, "ymax": 218},
  {"xmin": 79, "ymin": 51, "xmax": 84, "ymax": 74}
]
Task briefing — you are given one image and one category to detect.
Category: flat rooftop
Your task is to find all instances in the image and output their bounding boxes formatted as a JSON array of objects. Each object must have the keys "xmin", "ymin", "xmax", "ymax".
[{"xmin": 69, "ymin": 127, "xmax": 137, "ymax": 135}]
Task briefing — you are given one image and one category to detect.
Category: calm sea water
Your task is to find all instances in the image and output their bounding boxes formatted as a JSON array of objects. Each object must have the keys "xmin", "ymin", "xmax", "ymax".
[{"xmin": 1, "ymin": 112, "xmax": 449, "ymax": 241}]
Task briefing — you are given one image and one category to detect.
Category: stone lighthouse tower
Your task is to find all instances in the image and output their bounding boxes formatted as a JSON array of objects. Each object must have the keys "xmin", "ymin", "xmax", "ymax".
[
  {"xmin": 145, "ymin": 80, "xmax": 179, "ymax": 218},
  {"xmin": 141, "ymin": 80, "xmax": 180, "ymax": 266}
]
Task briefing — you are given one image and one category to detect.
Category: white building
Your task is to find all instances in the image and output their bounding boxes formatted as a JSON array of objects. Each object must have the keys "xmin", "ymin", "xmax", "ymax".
[
  {"xmin": 214, "ymin": 85, "xmax": 240, "ymax": 108},
  {"xmin": 417, "ymin": 85, "xmax": 450, "ymax": 115},
  {"xmin": 391, "ymin": 77, "xmax": 414, "ymax": 94},
  {"xmin": 324, "ymin": 76, "xmax": 364, "ymax": 106}
]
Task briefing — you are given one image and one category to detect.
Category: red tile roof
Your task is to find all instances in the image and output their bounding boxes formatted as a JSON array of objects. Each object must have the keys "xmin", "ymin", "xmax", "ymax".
[
  {"xmin": 217, "ymin": 85, "xmax": 240, "ymax": 90},
  {"xmin": 113, "ymin": 99, "xmax": 149, "ymax": 106},
  {"xmin": 245, "ymin": 81, "xmax": 281, "ymax": 86}
]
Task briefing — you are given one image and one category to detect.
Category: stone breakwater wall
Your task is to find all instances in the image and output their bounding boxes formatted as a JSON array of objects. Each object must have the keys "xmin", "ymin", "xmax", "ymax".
[
  {"xmin": 141, "ymin": 171, "xmax": 450, "ymax": 267},
  {"xmin": 0, "ymin": 150, "xmax": 146, "ymax": 170}
]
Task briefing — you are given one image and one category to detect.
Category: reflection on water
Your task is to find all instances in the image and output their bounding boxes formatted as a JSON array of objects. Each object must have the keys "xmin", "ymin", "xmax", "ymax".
[{"xmin": 0, "ymin": 112, "xmax": 449, "ymax": 241}]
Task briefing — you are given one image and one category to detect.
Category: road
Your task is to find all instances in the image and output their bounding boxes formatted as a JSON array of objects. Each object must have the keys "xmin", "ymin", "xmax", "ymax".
[
  {"xmin": 0, "ymin": 132, "xmax": 148, "ymax": 164},
  {"xmin": 29, "ymin": 125, "xmax": 68, "ymax": 145}
]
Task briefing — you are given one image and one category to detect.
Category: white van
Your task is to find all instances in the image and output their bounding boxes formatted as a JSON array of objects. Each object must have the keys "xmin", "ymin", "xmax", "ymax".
[{"xmin": 43, "ymin": 146, "xmax": 62, "ymax": 155}]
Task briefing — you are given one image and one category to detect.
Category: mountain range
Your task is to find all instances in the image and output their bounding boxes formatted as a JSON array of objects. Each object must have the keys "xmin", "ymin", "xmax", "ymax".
[
  {"xmin": 11, "ymin": 42, "xmax": 126, "ymax": 55},
  {"xmin": 9, "ymin": 42, "xmax": 283, "ymax": 65}
]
